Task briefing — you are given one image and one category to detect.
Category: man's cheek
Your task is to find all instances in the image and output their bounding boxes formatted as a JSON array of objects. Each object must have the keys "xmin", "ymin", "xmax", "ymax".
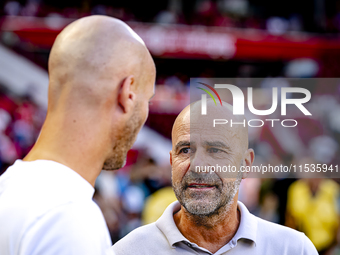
[
  {"xmin": 172, "ymin": 166, "xmax": 185, "ymax": 180},
  {"xmin": 173, "ymin": 157, "xmax": 188, "ymax": 168}
]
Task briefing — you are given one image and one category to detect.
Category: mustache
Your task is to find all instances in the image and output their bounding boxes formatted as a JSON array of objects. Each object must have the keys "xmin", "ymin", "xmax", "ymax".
[{"xmin": 182, "ymin": 171, "xmax": 222, "ymax": 188}]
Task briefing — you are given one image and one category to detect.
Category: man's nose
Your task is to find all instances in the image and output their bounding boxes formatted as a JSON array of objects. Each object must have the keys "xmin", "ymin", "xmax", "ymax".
[{"xmin": 189, "ymin": 148, "xmax": 209, "ymax": 173}]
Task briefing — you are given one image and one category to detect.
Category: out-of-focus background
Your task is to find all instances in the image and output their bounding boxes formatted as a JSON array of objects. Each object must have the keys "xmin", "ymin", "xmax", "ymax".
[{"xmin": 1, "ymin": 0, "xmax": 340, "ymax": 254}]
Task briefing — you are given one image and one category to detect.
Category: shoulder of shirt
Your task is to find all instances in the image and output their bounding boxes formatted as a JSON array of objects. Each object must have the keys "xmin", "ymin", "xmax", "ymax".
[
  {"xmin": 44, "ymin": 199, "xmax": 104, "ymax": 222},
  {"xmin": 0, "ymin": 160, "xmax": 95, "ymax": 217},
  {"xmin": 0, "ymin": 161, "xmax": 112, "ymax": 254},
  {"xmin": 49, "ymin": 200, "xmax": 106, "ymax": 230},
  {"xmin": 253, "ymin": 215, "xmax": 317, "ymax": 253},
  {"xmin": 22, "ymin": 199, "xmax": 107, "ymax": 239},
  {"xmin": 255, "ymin": 215, "xmax": 303, "ymax": 237},
  {"xmin": 18, "ymin": 201, "xmax": 112, "ymax": 254},
  {"xmin": 112, "ymin": 222, "xmax": 169, "ymax": 255}
]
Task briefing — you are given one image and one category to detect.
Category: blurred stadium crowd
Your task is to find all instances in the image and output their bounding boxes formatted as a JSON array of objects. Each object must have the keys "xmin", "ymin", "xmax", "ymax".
[
  {"xmin": 1, "ymin": 1, "xmax": 340, "ymax": 255},
  {"xmin": 3, "ymin": 0, "xmax": 340, "ymax": 34},
  {"xmin": 0, "ymin": 86, "xmax": 45, "ymax": 175}
]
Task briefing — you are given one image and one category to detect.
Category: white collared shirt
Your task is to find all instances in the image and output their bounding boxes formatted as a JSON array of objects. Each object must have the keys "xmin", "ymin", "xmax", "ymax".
[
  {"xmin": 0, "ymin": 160, "xmax": 114, "ymax": 255},
  {"xmin": 112, "ymin": 200, "xmax": 318, "ymax": 255}
]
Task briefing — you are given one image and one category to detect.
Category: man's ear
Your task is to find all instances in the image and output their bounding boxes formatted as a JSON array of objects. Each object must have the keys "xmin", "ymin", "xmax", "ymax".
[
  {"xmin": 242, "ymin": 148, "xmax": 255, "ymax": 179},
  {"xmin": 169, "ymin": 151, "xmax": 173, "ymax": 166},
  {"xmin": 118, "ymin": 75, "xmax": 136, "ymax": 114}
]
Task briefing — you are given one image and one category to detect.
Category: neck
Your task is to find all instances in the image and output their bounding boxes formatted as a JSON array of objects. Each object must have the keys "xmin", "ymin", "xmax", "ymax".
[
  {"xmin": 24, "ymin": 113, "xmax": 109, "ymax": 187},
  {"xmin": 174, "ymin": 196, "xmax": 240, "ymax": 254}
]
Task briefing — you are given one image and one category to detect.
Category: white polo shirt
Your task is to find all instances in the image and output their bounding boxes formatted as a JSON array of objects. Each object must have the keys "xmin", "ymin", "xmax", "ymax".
[
  {"xmin": 113, "ymin": 200, "xmax": 318, "ymax": 255},
  {"xmin": 0, "ymin": 160, "xmax": 114, "ymax": 255}
]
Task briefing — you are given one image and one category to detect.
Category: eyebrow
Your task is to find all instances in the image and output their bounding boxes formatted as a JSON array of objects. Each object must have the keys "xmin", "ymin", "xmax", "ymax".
[
  {"xmin": 204, "ymin": 141, "xmax": 231, "ymax": 151},
  {"xmin": 175, "ymin": 141, "xmax": 191, "ymax": 152}
]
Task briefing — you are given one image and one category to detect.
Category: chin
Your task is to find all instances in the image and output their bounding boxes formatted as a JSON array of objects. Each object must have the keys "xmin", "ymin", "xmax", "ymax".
[
  {"xmin": 184, "ymin": 202, "xmax": 217, "ymax": 216},
  {"xmin": 102, "ymin": 155, "xmax": 127, "ymax": 171}
]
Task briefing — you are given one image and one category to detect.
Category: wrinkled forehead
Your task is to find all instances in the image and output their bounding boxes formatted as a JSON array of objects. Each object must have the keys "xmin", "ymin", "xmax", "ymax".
[{"xmin": 172, "ymin": 105, "xmax": 246, "ymax": 149}]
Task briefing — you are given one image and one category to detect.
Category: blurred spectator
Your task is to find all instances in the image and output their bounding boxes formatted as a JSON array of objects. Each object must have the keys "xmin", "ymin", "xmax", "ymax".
[
  {"xmin": 286, "ymin": 177, "xmax": 340, "ymax": 253},
  {"xmin": 142, "ymin": 186, "xmax": 177, "ymax": 224},
  {"xmin": 4, "ymin": 1, "xmax": 22, "ymax": 16},
  {"xmin": 154, "ymin": 10, "xmax": 178, "ymax": 24},
  {"xmin": 266, "ymin": 17, "xmax": 289, "ymax": 35},
  {"xmin": 93, "ymin": 187, "xmax": 121, "ymax": 244},
  {"xmin": 0, "ymin": 87, "xmax": 45, "ymax": 174}
]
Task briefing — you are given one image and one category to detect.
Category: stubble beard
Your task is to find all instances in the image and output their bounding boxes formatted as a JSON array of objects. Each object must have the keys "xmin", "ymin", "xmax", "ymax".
[
  {"xmin": 102, "ymin": 105, "xmax": 143, "ymax": 171},
  {"xmin": 173, "ymin": 170, "xmax": 242, "ymax": 217}
]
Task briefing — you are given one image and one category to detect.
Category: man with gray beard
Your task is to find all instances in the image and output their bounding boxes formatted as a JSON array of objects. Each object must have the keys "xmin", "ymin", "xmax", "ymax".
[{"xmin": 112, "ymin": 101, "xmax": 318, "ymax": 255}]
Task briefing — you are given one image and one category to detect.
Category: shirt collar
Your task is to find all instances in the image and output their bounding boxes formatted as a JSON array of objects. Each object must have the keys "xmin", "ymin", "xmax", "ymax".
[
  {"xmin": 233, "ymin": 201, "xmax": 257, "ymax": 245},
  {"xmin": 13, "ymin": 159, "xmax": 95, "ymax": 199},
  {"xmin": 156, "ymin": 200, "xmax": 257, "ymax": 247},
  {"xmin": 156, "ymin": 201, "xmax": 187, "ymax": 247}
]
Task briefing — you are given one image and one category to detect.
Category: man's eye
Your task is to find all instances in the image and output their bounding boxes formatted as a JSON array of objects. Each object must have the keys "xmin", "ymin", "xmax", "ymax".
[
  {"xmin": 179, "ymin": 148, "xmax": 190, "ymax": 154},
  {"xmin": 208, "ymin": 148, "xmax": 221, "ymax": 153}
]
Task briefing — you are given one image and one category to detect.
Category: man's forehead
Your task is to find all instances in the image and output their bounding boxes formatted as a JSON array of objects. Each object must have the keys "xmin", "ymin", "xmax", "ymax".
[
  {"xmin": 172, "ymin": 122, "xmax": 189, "ymax": 145},
  {"xmin": 173, "ymin": 125, "xmax": 236, "ymax": 145},
  {"xmin": 173, "ymin": 117, "xmax": 239, "ymax": 142},
  {"xmin": 176, "ymin": 132, "xmax": 233, "ymax": 144},
  {"xmin": 172, "ymin": 101, "xmax": 249, "ymax": 151}
]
